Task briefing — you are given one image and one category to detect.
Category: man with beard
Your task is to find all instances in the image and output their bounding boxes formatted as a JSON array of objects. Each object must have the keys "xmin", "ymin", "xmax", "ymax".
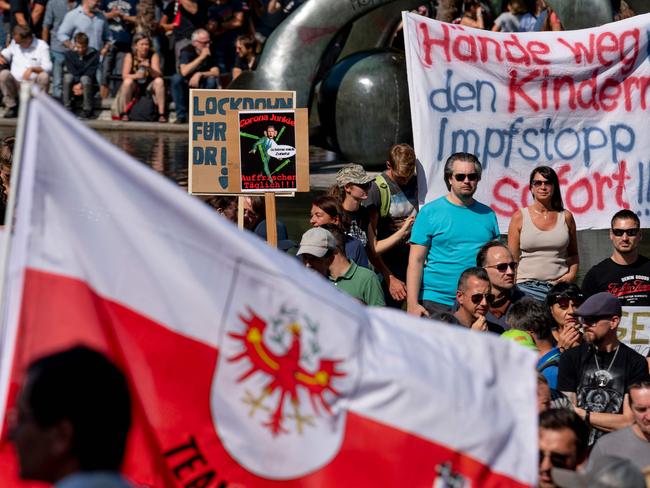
[
  {"xmin": 477, "ymin": 240, "xmax": 524, "ymax": 332},
  {"xmin": 557, "ymin": 292, "xmax": 648, "ymax": 446}
]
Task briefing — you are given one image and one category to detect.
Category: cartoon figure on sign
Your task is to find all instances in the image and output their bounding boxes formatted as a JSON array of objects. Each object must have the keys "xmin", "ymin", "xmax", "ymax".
[
  {"xmin": 246, "ymin": 124, "xmax": 280, "ymax": 180},
  {"xmin": 242, "ymin": 124, "xmax": 295, "ymax": 181},
  {"xmin": 228, "ymin": 306, "xmax": 346, "ymax": 436}
]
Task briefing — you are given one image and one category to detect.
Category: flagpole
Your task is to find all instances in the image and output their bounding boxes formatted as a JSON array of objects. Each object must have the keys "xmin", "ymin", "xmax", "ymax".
[
  {"xmin": 0, "ymin": 83, "xmax": 32, "ymax": 312},
  {"xmin": 0, "ymin": 83, "xmax": 32, "ymax": 425}
]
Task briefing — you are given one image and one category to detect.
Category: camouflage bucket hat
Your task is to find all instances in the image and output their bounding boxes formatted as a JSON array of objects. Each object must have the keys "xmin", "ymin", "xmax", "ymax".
[{"xmin": 336, "ymin": 163, "xmax": 374, "ymax": 187}]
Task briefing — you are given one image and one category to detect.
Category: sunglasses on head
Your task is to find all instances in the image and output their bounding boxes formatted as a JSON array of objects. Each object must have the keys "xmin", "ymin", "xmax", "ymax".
[
  {"xmin": 486, "ymin": 261, "xmax": 518, "ymax": 272},
  {"xmin": 470, "ymin": 293, "xmax": 495, "ymax": 305},
  {"xmin": 532, "ymin": 179, "xmax": 552, "ymax": 187},
  {"xmin": 453, "ymin": 173, "xmax": 478, "ymax": 182},
  {"xmin": 539, "ymin": 449, "xmax": 571, "ymax": 469},
  {"xmin": 611, "ymin": 227, "xmax": 639, "ymax": 237},
  {"xmin": 552, "ymin": 295, "xmax": 582, "ymax": 309}
]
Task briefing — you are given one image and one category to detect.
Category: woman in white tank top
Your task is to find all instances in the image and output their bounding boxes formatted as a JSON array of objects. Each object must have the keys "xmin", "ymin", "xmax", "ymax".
[{"xmin": 507, "ymin": 166, "xmax": 579, "ymax": 301}]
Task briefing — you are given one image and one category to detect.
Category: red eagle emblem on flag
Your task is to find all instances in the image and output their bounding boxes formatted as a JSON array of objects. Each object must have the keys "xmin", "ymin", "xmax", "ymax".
[{"xmin": 228, "ymin": 307, "xmax": 346, "ymax": 436}]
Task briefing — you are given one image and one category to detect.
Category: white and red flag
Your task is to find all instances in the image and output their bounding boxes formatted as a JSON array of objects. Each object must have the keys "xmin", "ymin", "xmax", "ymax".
[{"xmin": 0, "ymin": 93, "xmax": 537, "ymax": 486}]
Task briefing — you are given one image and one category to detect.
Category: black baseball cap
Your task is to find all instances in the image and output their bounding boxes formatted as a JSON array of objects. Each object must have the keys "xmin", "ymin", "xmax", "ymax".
[{"xmin": 572, "ymin": 292, "xmax": 621, "ymax": 318}]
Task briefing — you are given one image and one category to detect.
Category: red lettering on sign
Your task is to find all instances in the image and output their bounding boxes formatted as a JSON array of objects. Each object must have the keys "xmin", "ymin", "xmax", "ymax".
[
  {"xmin": 490, "ymin": 162, "xmax": 630, "ymax": 217},
  {"xmin": 492, "ymin": 177, "xmax": 520, "ymax": 217}
]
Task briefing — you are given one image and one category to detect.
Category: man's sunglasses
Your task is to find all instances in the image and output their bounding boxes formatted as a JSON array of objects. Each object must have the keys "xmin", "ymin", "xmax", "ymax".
[
  {"xmin": 539, "ymin": 449, "xmax": 571, "ymax": 469},
  {"xmin": 486, "ymin": 261, "xmax": 518, "ymax": 272},
  {"xmin": 611, "ymin": 227, "xmax": 640, "ymax": 237},
  {"xmin": 470, "ymin": 293, "xmax": 495, "ymax": 305},
  {"xmin": 453, "ymin": 173, "xmax": 478, "ymax": 182}
]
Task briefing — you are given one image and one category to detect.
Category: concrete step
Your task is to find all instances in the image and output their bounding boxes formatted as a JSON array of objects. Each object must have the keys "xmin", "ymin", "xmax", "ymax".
[
  {"xmin": 0, "ymin": 97, "xmax": 188, "ymax": 131},
  {"xmin": 87, "ymin": 96, "xmax": 179, "ymax": 122}
]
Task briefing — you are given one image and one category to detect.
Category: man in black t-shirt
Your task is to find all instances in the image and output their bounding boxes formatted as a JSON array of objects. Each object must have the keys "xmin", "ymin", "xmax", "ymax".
[
  {"xmin": 170, "ymin": 28, "xmax": 220, "ymax": 123},
  {"xmin": 557, "ymin": 292, "xmax": 648, "ymax": 446},
  {"xmin": 582, "ymin": 209, "xmax": 650, "ymax": 358},
  {"xmin": 582, "ymin": 209, "xmax": 650, "ymax": 306},
  {"xmin": 207, "ymin": 0, "xmax": 245, "ymax": 73},
  {"xmin": 161, "ymin": 0, "xmax": 206, "ymax": 46}
]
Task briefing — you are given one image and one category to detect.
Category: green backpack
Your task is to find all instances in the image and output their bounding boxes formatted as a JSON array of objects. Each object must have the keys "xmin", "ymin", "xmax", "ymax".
[{"xmin": 375, "ymin": 174, "xmax": 391, "ymax": 218}]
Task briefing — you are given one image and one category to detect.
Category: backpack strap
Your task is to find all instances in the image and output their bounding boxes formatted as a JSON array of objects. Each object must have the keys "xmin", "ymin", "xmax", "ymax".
[
  {"xmin": 537, "ymin": 353, "xmax": 561, "ymax": 373},
  {"xmin": 375, "ymin": 174, "xmax": 391, "ymax": 218}
]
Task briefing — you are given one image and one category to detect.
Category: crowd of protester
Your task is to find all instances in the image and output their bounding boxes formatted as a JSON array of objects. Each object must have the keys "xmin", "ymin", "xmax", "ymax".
[
  {"xmin": 207, "ymin": 144, "xmax": 650, "ymax": 486},
  {"xmin": 0, "ymin": 0, "xmax": 647, "ymax": 485},
  {"xmin": 0, "ymin": 0, "xmax": 635, "ymax": 122},
  {"xmin": 0, "ymin": 0, "xmax": 304, "ymax": 121}
]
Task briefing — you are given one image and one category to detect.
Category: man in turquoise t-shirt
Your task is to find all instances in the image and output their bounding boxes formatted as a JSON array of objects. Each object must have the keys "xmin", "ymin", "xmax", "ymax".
[{"xmin": 406, "ymin": 152, "xmax": 499, "ymax": 317}]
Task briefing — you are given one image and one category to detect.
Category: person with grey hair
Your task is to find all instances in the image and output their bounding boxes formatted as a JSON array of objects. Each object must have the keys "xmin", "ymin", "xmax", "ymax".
[
  {"xmin": 407, "ymin": 152, "xmax": 499, "ymax": 317},
  {"xmin": 0, "ymin": 25, "xmax": 52, "ymax": 118},
  {"xmin": 507, "ymin": 297, "xmax": 562, "ymax": 388},
  {"xmin": 452, "ymin": 267, "xmax": 494, "ymax": 331},
  {"xmin": 170, "ymin": 27, "xmax": 219, "ymax": 124}
]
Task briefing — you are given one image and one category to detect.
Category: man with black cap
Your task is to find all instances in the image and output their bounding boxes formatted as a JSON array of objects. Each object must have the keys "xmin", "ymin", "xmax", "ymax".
[{"xmin": 557, "ymin": 291, "xmax": 649, "ymax": 446}]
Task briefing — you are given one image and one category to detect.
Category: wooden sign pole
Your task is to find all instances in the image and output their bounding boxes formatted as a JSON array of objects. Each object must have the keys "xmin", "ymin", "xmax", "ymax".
[
  {"xmin": 264, "ymin": 192, "xmax": 278, "ymax": 248},
  {"xmin": 237, "ymin": 196, "xmax": 245, "ymax": 230}
]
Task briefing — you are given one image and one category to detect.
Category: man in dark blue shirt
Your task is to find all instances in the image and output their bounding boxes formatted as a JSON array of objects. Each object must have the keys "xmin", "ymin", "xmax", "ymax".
[{"xmin": 63, "ymin": 32, "xmax": 99, "ymax": 118}]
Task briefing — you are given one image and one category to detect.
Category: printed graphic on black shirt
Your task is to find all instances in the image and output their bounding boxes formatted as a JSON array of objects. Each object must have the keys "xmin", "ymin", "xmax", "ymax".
[
  {"xmin": 582, "ymin": 257, "xmax": 650, "ymax": 306},
  {"xmin": 577, "ymin": 350, "xmax": 625, "ymax": 445},
  {"xmin": 348, "ymin": 219, "xmax": 367, "ymax": 247}
]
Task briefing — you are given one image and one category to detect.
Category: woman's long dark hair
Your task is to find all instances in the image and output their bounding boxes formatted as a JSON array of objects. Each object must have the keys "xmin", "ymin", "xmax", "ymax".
[
  {"xmin": 530, "ymin": 166, "xmax": 564, "ymax": 212},
  {"xmin": 312, "ymin": 194, "xmax": 350, "ymax": 230}
]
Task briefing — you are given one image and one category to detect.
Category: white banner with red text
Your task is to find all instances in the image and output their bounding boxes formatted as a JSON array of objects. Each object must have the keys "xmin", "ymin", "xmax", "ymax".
[{"xmin": 403, "ymin": 13, "xmax": 650, "ymax": 231}]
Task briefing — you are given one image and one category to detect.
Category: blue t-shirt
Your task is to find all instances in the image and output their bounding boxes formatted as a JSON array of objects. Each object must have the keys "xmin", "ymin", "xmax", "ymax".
[
  {"xmin": 410, "ymin": 196, "xmax": 499, "ymax": 305},
  {"xmin": 537, "ymin": 347, "xmax": 561, "ymax": 389}
]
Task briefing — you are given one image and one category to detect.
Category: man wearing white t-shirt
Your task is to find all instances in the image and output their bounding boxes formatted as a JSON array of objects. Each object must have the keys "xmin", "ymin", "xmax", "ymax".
[{"xmin": 0, "ymin": 25, "xmax": 52, "ymax": 118}]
